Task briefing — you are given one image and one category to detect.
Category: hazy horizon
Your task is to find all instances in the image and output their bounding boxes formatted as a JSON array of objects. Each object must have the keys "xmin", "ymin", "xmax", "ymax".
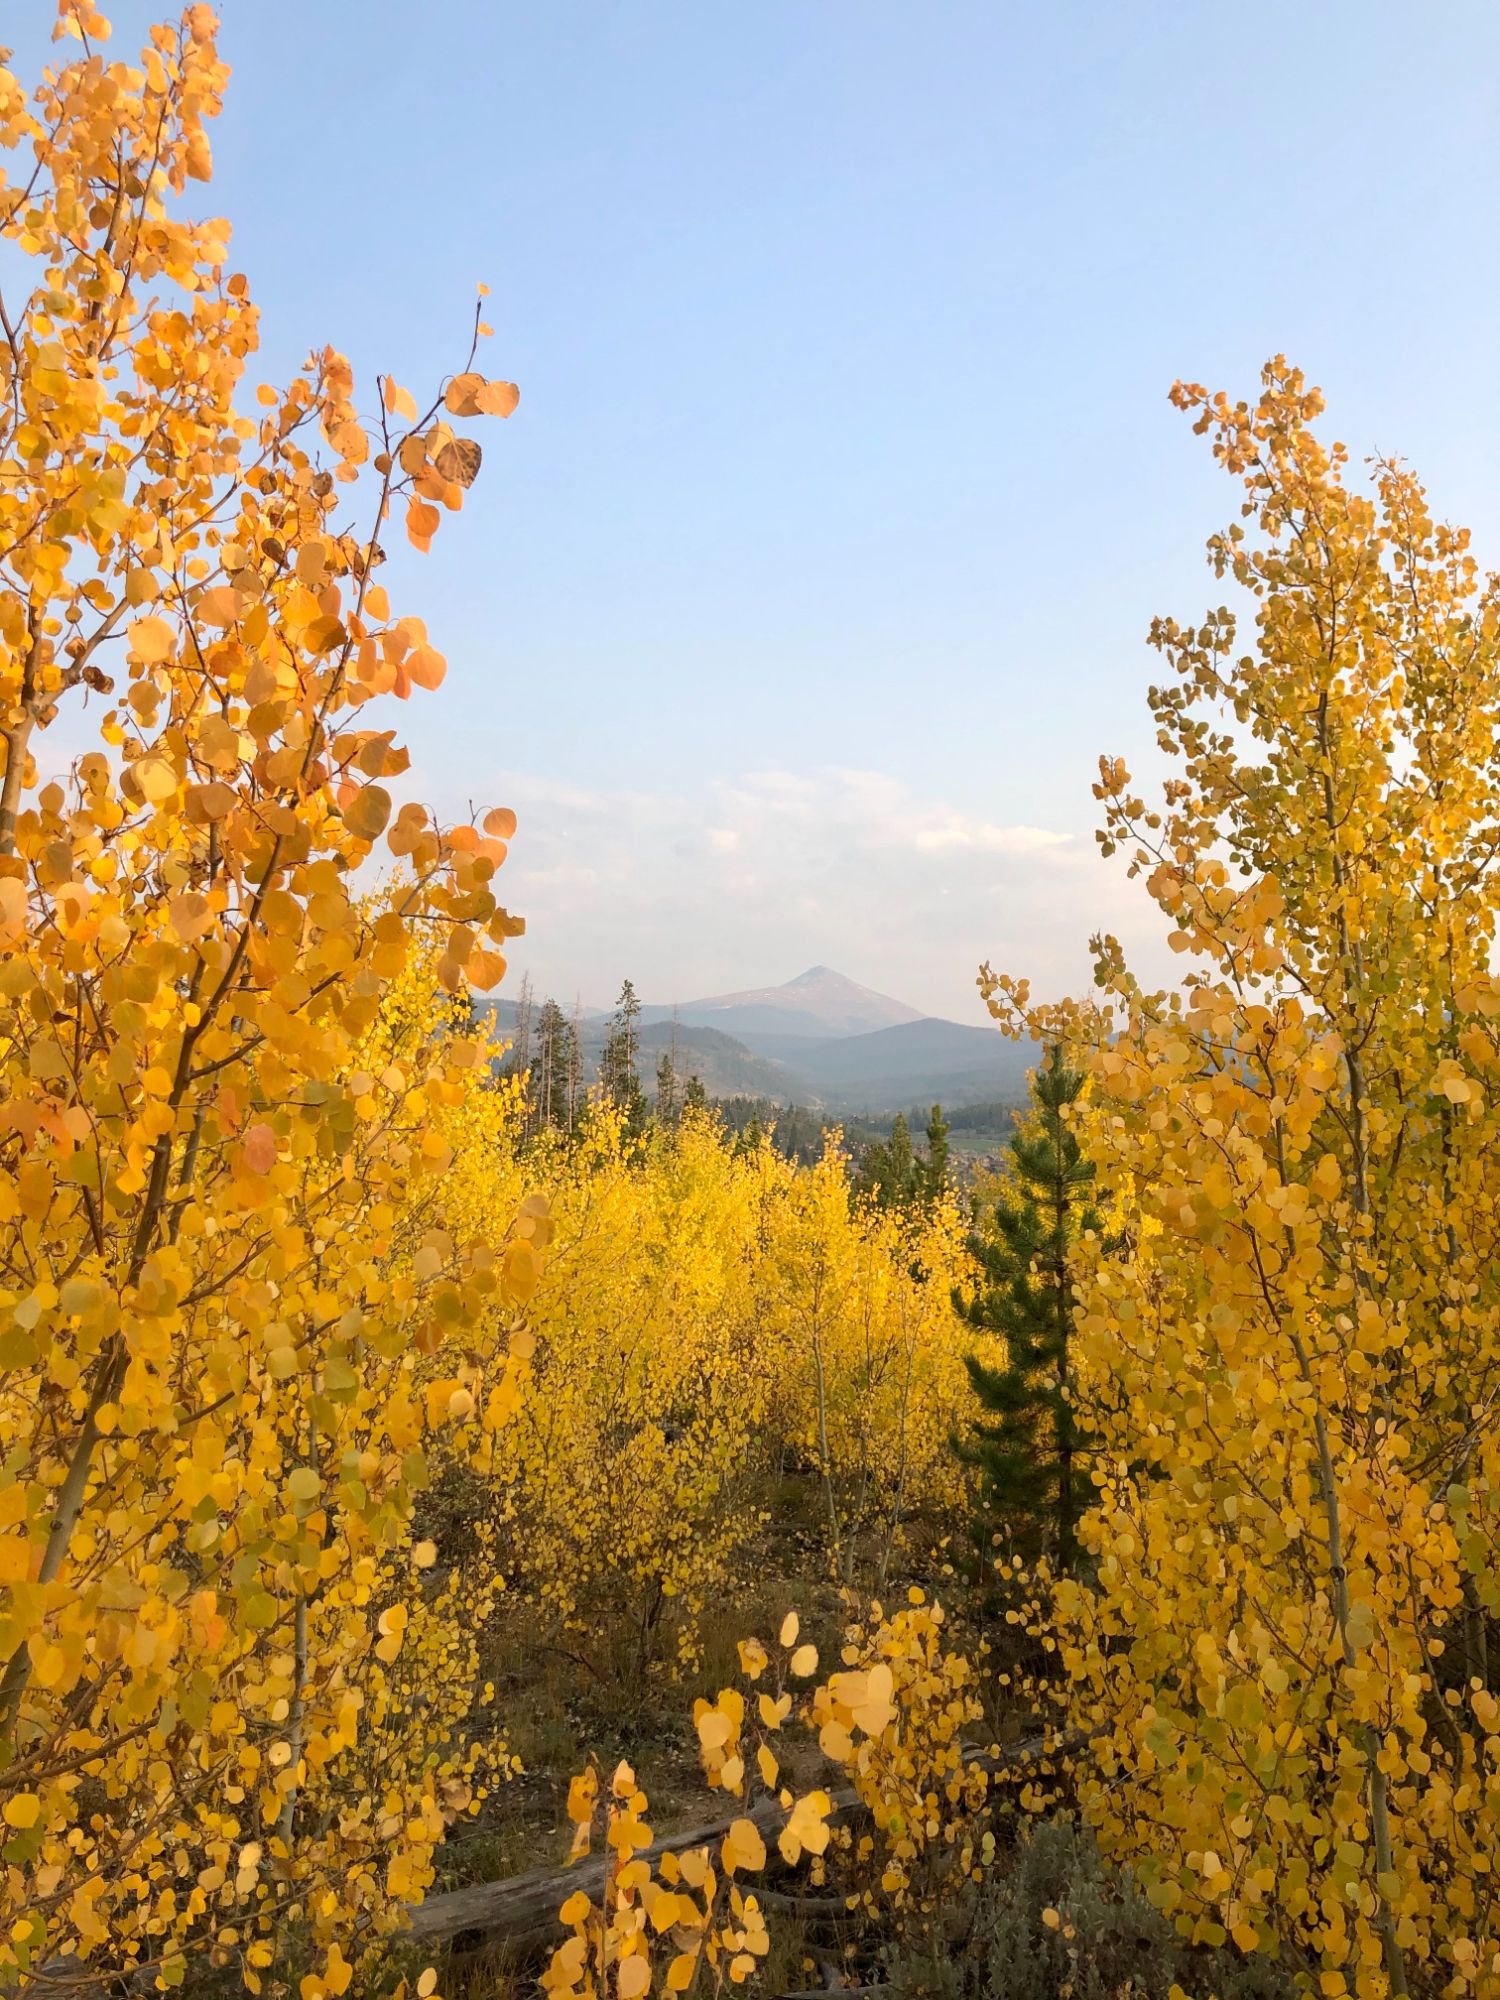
[{"xmin": 495, "ymin": 957, "xmax": 965, "ymax": 1026}]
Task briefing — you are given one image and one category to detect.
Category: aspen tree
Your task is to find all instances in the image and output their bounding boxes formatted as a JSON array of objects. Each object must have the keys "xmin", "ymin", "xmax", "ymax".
[
  {"xmin": 0, "ymin": 7, "xmax": 535, "ymax": 1981},
  {"xmin": 991, "ymin": 360, "xmax": 1500, "ymax": 1997}
]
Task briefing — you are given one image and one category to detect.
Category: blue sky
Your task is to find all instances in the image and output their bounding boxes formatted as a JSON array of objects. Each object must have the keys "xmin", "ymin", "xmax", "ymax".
[{"xmin": 22, "ymin": 4, "xmax": 1500, "ymax": 1018}]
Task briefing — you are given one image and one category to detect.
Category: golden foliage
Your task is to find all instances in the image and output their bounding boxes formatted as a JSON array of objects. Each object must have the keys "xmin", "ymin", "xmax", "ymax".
[
  {"xmin": 544, "ymin": 1596, "xmax": 1001, "ymax": 1998},
  {"xmin": 0, "ymin": 6, "xmax": 531, "ymax": 1985},
  {"xmin": 998, "ymin": 360, "xmax": 1500, "ymax": 1998},
  {"xmin": 543, "ymin": 1757, "xmax": 774, "ymax": 2000},
  {"xmin": 449, "ymin": 1111, "xmax": 974, "ymax": 1675}
]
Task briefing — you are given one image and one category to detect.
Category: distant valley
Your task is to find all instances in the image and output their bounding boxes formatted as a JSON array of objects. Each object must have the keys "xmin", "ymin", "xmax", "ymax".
[{"xmin": 483, "ymin": 966, "xmax": 1035, "ymax": 1115}]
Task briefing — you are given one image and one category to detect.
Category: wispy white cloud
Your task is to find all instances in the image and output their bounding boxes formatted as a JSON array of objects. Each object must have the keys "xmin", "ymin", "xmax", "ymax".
[
  {"xmin": 911, "ymin": 820, "xmax": 1068, "ymax": 856},
  {"xmin": 418, "ymin": 764, "xmax": 1168, "ymax": 1022}
]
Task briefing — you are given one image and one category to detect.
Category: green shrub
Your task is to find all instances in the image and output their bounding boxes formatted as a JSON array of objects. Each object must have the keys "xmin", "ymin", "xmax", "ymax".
[{"xmin": 884, "ymin": 1817, "xmax": 1295, "ymax": 2000}]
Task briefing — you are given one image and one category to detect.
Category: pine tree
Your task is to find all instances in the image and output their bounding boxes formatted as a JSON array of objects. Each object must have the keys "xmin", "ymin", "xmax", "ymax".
[
  {"xmin": 532, "ymin": 998, "xmax": 576, "ymax": 1134},
  {"xmin": 599, "ymin": 978, "xmax": 647, "ymax": 1133},
  {"xmin": 954, "ymin": 1046, "xmax": 1097, "ymax": 1575},
  {"xmin": 734, "ymin": 1113, "xmax": 765, "ymax": 1155},
  {"xmin": 682, "ymin": 1075, "xmax": 708, "ymax": 1114},
  {"xmin": 655, "ymin": 1047, "xmax": 680, "ymax": 1127},
  {"xmin": 922, "ymin": 1103, "xmax": 950, "ymax": 1204},
  {"xmin": 566, "ymin": 997, "xmax": 585, "ymax": 1131},
  {"xmin": 857, "ymin": 1108, "xmax": 951, "ymax": 1210},
  {"xmin": 857, "ymin": 1111, "xmax": 919, "ymax": 1208}
]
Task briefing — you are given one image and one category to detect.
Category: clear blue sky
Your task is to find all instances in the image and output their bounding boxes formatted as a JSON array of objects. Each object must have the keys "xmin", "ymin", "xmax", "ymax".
[{"xmin": 22, "ymin": 4, "xmax": 1500, "ymax": 1018}]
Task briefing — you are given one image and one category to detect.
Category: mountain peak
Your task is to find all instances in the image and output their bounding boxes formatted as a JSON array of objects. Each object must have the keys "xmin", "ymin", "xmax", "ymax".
[{"xmin": 656, "ymin": 965, "xmax": 925, "ymax": 1039}]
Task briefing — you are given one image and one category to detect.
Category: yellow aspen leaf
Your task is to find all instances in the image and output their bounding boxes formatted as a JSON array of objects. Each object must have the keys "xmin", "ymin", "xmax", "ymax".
[
  {"xmin": 196, "ymin": 585, "xmax": 240, "ymax": 626},
  {"xmin": 242, "ymin": 1124, "xmax": 278, "ymax": 1176},
  {"xmin": 406, "ymin": 645, "xmax": 447, "ymax": 690},
  {"xmin": 476, "ymin": 380, "xmax": 520, "ymax": 417},
  {"xmin": 697, "ymin": 1710, "xmax": 731, "ymax": 1751},
  {"xmin": 434, "ymin": 437, "xmax": 481, "ymax": 488},
  {"xmin": 444, "ymin": 372, "xmax": 485, "ymax": 416},
  {"xmin": 778, "ymin": 1791, "xmax": 831, "ymax": 1865},
  {"xmin": 128, "ymin": 614, "xmax": 174, "ymax": 662},
  {"xmin": 467, "ymin": 949, "xmax": 507, "ymax": 991},
  {"xmin": 757, "ymin": 1692, "xmax": 791, "ymax": 1730},
  {"xmin": 330, "ymin": 419, "xmax": 369, "ymax": 463},
  {"xmin": 850, "ymin": 1662, "xmax": 895, "ymax": 1735},
  {"xmin": 0, "ymin": 878, "xmax": 28, "ymax": 946},
  {"xmin": 616, "ymin": 1958, "xmax": 650, "ymax": 2000},
  {"xmin": 818, "ymin": 1720, "xmax": 853, "ymax": 1761},
  {"xmin": 345, "ymin": 785, "xmax": 393, "ymax": 841},
  {"xmin": 737, "ymin": 1638, "xmax": 768, "ymax": 1680},
  {"xmin": 135, "ymin": 758, "xmax": 178, "ymax": 803},
  {"xmin": 304, "ymin": 612, "xmax": 346, "ymax": 654},
  {"xmin": 721, "ymin": 1818, "xmax": 766, "ymax": 1872},
  {"xmin": 168, "ymin": 892, "xmax": 212, "ymax": 941}
]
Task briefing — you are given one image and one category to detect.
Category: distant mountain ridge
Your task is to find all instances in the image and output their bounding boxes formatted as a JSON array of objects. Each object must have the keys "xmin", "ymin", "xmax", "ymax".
[
  {"xmin": 484, "ymin": 967, "xmax": 1034, "ymax": 1115},
  {"xmin": 741, "ymin": 1015, "xmax": 1033, "ymax": 1113},
  {"xmin": 641, "ymin": 965, "xmax": 924, "ymax": 1041}
]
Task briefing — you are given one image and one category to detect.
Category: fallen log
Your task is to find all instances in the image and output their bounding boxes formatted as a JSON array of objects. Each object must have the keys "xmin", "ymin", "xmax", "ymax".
[
  {"xmin": 752, "ymin": 1887, "xmax": 860, "ymax": 1918},
  {"xmin": 404, "ymin": 1732, "xmax": 1075, "ymax": 1955},
  {"xmin": 404, "ymin": 1784, "xmax": 860, "ymax": 1952}
]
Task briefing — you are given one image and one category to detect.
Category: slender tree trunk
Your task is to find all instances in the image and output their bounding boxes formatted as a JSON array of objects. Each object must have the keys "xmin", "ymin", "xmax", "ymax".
[
  {"xmin": 1052, "ymin": 1104, "xmax": 1075, "ymax": 1574},
  {"xmin": 1309, "ymin": 690, "xmax": 1409, "ymax": 1999},
  {"xmin": 277, "ymin": 1590, "xmax": 310, "ymax": 1849},
  {"xmin": 0, "ymin": 716, "xmax": 33, "ymax": 858}
]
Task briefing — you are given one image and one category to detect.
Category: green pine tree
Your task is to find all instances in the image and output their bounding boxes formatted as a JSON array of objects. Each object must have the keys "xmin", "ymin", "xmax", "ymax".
[
  {"xmin": 857, "ymin": 1110, "xmax": 918, "ymax": 1207},
  {"xmin": 599, "ymin": 978, "xmax": 647, "ymax": 1134},
  {"xmin": 953, "ymin": 1046, "xmax": 1097, "ymax": 1576},
  {"xmin": 922, "ymin": 1102, "xmax": 950, "ymax": 1204},
  {"xmin": 655, "ymin": 1046, "xmax": 680, "ymax": 1128},
  {"xmin": 858, "ymin": 1106, "xmax": 952, "ymax": 1211},
  {"xmin": 531, "ymin": 997, "xmax": 577, "ymax": 1135},
  {"xmin": 682, "ymin": 1075, "xmax": 708, "ymax": 1114},
  {"xmin": 733, "ymin": 1112, "xmax": 766, "ymax": 1156}
]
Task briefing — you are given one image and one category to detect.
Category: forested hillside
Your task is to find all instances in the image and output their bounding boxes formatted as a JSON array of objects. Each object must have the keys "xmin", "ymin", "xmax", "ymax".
[
  {"xmin": 485, "ymin": 972, "xmax": 1033, "ymax": 1116},
  {"xmin": 2, "ymin": 15, "xmax": 1498, "ymax": 2000}
]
